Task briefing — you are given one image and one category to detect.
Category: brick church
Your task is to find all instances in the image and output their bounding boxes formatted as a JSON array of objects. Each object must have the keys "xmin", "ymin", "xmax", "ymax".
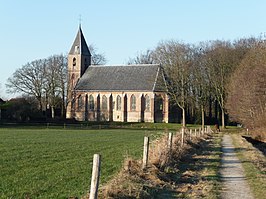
[{"xmin": 66, "ymin": 26, "xmax": 169, "ymax": 123}]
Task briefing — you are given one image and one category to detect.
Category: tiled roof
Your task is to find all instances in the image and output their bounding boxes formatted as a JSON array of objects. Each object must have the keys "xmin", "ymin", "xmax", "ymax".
[
  {"xmin": 69, "ymin": 26, "xmax": 91, "ymax": 56},
  {"xmin": 75, "ymin": 64, "xmax": 167, "ymax": 92}
]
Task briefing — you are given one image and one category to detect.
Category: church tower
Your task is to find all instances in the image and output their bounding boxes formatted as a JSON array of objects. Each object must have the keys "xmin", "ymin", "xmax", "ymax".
[
  {"xmin": 66, "ymin": 26, "xmax": 91, "ymax": 118},
  {"xmin": 68, "ymin": 25, "xmax": 91, "ymax": 90}
]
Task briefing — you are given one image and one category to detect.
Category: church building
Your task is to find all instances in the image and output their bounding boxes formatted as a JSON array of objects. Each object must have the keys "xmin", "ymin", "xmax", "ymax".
[{"xmin": 66, "ymin": 26, "xmax": 169, "ymax": 123}]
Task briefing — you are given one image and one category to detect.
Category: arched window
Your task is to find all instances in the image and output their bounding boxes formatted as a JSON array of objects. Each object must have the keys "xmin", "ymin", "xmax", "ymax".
[
  {"xmin": 102, "ymin": 95, "xmax": 107, "ymax": 110},
  {"xmin": 145, "ymin": 95, "xmax": 150, "ymax": 111},
  {"xmin": 89, "ymin": 95, "xmax": 94, "ymax": 110},
  {"xmin": 73, "ymin": 57, "xmax": 76, "ymax": 68},
  {"xmin": 130, "ymin": 94, "xmax": 136, "ymax": 111},
  {"xmin": 116, "ymin": 95, "xmax": 121, "ymax": 110},
  {"xmin": 77, "ymin": 95, "xmax": 83, "ymax": 110},
  {"xmin": 71, "ymin": 98, "xmax": 75, "ymax": 110}
]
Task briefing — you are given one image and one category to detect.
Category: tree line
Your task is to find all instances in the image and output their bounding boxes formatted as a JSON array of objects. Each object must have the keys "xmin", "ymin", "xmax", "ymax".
[
  {"xmin": 128, "ymin": 36, "xmax": 266, "ymax": 130},
  {"xmin": 4, "ymin": 37, "xmax": 265, "ymax": 131}
]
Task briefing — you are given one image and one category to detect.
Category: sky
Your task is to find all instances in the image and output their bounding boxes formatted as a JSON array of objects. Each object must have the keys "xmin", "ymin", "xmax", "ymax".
[{"xmin": 0, "ymin": 0, "xmax": 266, "ymax": 99}]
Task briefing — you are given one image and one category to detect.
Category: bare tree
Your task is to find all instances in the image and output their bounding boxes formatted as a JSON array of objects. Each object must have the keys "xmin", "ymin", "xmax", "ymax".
[
  {"xmin": 191, "ymin": 43, "xmax": 212, "ymax": 129},
  {"xmin": 6, "ymin": 44, "xmax": 106, "ymax": 119},
  {"xmin": 203, "ymin": 40, "xmax": 240, "ymax": 129},
  {"xmin": 153, "ymin": 40, "xmax": 193, "ymax": 127},
  {"xmin": 89, "ymin": 44, "xmax": 107, "ymax": 65},
  {"xmin": 128, "ymin": 50, "xmax": 155, "ymax": 64},
  {"xmin": 6, "ymin": 55, "xmax": 68, "ymax": 118},
  {"xmin": 6, "ymin": 59, "xmax": 47, "ymax": 110},
  {"xmin": 45, "ymin": 54, "xmax": 67, "ymax": 118},
  {"xmin": 227, "ymin": 42, "xmax": 266, "ymax": 129}
]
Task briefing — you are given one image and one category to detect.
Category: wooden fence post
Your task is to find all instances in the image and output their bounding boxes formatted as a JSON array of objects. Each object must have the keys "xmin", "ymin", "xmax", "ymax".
[
  {"xmin": 168, "ymin": 132, "xmax": 173, "ymax": 151},
  {"xmin": 181, "ymin": 128, "xmax": 184, "ymax": 147},
  {"xmin": 142, "ymin": 136, "xmax": 149, "ymax": 169},
  {"xmin": 195, "ymin": 129, "xmax": 197, "ymax": 137},
  {"xmin": 189, "ymin": 129, "xmax": 192, "ymax": 140},
  {"xmin": 89, "ymin": 154, "xmax": 101, "ymax": 199}
]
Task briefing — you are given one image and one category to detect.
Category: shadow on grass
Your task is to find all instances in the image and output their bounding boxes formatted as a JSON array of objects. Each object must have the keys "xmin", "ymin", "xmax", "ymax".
[
  {"xmin": 242, "ymin": 136, "xmax": 266, "ymax": 156},
  {"xmin": 145, "ymin": 134, "xmax": 222, "ymax": 198}
]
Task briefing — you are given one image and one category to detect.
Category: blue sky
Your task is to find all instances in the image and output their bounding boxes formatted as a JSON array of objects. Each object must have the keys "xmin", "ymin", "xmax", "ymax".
[{"xmin": 0, "ymin": 0, "xmax": 266, "ymax": 99}]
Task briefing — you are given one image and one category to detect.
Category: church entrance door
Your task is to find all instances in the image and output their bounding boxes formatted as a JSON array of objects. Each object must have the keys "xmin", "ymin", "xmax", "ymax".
[{"xmin": 154, "ymin": 95, "xmax": 163, "ymax": 122}]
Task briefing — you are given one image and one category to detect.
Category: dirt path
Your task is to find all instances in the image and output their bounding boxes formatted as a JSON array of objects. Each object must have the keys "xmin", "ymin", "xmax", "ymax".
[{"xmin": 220, "ymin": 134, "xmax": 254, "ymax": 199}]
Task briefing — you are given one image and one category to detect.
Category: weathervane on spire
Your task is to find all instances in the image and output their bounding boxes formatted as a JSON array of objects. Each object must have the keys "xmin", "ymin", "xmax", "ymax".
[{"xmin": 79, "ymin": 15, "xmax": 82, "ymax": 27}]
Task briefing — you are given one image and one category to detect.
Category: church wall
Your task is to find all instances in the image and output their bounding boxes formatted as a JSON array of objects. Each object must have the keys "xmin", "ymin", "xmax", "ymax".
[
  {"xmin": 75, "ymin": 111, "xmax": 85, "ymax": 121},
  {"xmin": 66, "ymin": 106, "xmax": 72, "ymax": 119},
  {"xmin": 144, "ymin": 110, "xmax": 153, "ymax": 122},
  {"xmin": 112, "ymin": 93, "xmax": 124, "ymax": 122},
  {"xmin": 123, "ymin": 91, "xmax": 154, "ymax": 122},
  {"xmin": 125, "ymin": 92, "xmax": 140, "ymax": 122},
  {"xmin": 68, "ymin": 91, "xmax": 157, "ymax": 122}
]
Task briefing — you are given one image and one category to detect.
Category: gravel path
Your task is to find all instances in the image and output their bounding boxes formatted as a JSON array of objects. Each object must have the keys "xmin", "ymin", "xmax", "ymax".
[{"xmin": 220, "ymin": 134, "xmax": 254, "ymax": 199}]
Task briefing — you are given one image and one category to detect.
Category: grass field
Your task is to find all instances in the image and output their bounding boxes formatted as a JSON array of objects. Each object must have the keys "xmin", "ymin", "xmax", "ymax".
[{"xmin": 0, "ymin": 127, "xmax": 164, "ymax": 198}]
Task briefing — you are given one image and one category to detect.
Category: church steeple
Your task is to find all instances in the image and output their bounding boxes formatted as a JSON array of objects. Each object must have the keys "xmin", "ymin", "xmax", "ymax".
[
  {"xmin": 69, "ymin": 26, "xmax": 91, "ymax": 56},
  {"xmin": 67, "ymin": 26, "xmax": 91, "ymax": 115},
  {"xmin": 68, "ymin": 26, "xmax": 91, "ymax": 84}
]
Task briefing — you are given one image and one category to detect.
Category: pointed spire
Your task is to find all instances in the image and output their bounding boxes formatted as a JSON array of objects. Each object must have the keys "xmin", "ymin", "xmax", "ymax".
[{"xmin": 69, "ymin": 26, "xmax": 91, "ymax": 56}]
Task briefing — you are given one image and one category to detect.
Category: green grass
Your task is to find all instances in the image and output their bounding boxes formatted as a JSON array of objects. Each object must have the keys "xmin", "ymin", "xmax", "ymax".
[
  {"xmin": 115, "ymin": 122, "xmax": 201, "ymax": 130},
  {"xmin": 0, "ymin": 128, "xmax": 162, "ymax": 198},
  {"xmin": 0, "ymin": 121, "xmax": 201, "ymax": 131}
]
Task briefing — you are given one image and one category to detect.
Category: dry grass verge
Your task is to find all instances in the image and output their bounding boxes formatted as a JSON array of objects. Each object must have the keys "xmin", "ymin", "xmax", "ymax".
[
  {"xmin": 231, "ymin": 133, "xmax": 266, "ymax": 199},
  {"xmin": 82, "ymin": 131, "xmax": 222, "ymax": 199}
]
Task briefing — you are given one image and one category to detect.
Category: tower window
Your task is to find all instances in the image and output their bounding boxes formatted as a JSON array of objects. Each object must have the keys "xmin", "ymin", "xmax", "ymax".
[
  {"xmin": 73, "ymin": 58, "xmax": 76, "ymax": 68},
  {"xmin": 74, "ymin": 45, "xmax": 79, "ymax": 54}
]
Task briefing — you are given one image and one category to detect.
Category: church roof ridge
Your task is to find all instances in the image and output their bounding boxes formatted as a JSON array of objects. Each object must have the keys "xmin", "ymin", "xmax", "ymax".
[{"xmin": 90, "ymin": 64, "xmax": 160, "ymax": 67}]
